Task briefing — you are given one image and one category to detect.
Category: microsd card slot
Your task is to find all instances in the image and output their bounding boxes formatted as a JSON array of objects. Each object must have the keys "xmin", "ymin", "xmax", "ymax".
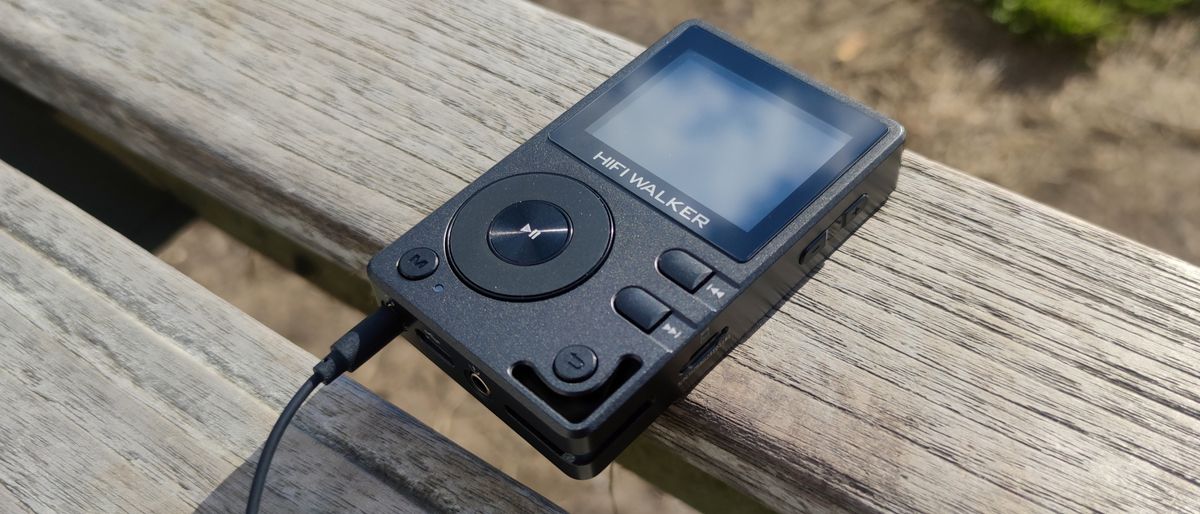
[{"xmin": 681, "ymin": 326, "xmax": 728, "ymax": 376}]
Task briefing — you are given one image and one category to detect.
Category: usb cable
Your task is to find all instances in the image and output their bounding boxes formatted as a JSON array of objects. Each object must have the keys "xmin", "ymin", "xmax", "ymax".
[{"xmin": 246, "ymin": 301, "xmax": 413, "ymax": 514}]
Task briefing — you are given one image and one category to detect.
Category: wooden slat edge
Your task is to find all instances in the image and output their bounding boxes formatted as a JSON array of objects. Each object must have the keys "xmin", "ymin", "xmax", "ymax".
[{"xmin": 0, "ymin": 161, "xmax": 559, "ymax": 512}]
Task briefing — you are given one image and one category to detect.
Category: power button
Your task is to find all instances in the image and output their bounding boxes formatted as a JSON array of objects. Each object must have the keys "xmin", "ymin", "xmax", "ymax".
[{"xmin": 553, "ymin": 345, "xmax": 598, "ymax": 382}]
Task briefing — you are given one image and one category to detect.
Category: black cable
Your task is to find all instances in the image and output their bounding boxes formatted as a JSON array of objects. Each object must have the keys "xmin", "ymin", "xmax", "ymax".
[
  {"xmin": 246, "ymin": 302, "xmax": 413, "ymax": 514},
  {"xmin": 246, "ymin": 373, "xmax": 320, "ymax": 514}
]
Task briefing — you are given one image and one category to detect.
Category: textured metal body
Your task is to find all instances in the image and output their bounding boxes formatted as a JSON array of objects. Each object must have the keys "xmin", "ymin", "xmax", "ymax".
[{"xmin": 367, "ymin": 20, "xmax": 905, "ymax": 478}]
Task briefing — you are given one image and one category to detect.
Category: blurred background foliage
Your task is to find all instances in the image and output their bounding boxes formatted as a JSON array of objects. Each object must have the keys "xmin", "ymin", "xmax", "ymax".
[
  {"xmin": 537, "ymin": 0, "xmax": 1200, "ymax": 264},
  {"xmin": 984, "ymin": 0, "xmax": 1194, "ymax": 40}
]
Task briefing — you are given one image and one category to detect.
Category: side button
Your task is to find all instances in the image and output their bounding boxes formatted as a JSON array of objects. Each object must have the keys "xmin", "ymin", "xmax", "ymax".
[
  {"xmin": 838, "ymin": 193, "xmax": 869, "ymax": 227},
  {"xmin": 799, "ymin": 230, "xmax": 828, "ymax": 267},
  {"xmin": 658, "ymin": 250, "xmax": 713, "ymax": 293},
  {"xmin": 613, "ymin": 287, "xmax": 670, "ymax": 333}
]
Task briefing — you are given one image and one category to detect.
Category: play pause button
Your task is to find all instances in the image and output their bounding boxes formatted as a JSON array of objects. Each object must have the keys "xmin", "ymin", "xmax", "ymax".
[{"xmin": 487, "ymin": 200, "xmax": 572, "ymax": 266}]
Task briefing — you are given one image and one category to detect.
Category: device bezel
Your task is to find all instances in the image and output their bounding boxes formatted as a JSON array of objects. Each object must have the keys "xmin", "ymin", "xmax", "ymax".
[{"xmin": 551, "ymin": 25, "xmax": 887, "ymax": 262}]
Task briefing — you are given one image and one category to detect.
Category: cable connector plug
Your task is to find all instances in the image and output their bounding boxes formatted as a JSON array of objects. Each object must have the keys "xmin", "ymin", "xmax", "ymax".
[
  {"xmin": 313, "ymin": 300, "xmax": 413, "ymax": 384},
  {"xmin": 247, "ymin": 300, "xmax": 413, "ymax": 514}
]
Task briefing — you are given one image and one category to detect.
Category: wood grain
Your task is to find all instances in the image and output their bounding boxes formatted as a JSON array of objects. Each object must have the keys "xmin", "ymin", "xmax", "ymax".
[
  {"xmin": 0, "ymin": 163, "xmax": 558, "ymax": 512},
  {"xmin": 1, "ymin": 0, "xmax": 1198, "ymax": 511}
]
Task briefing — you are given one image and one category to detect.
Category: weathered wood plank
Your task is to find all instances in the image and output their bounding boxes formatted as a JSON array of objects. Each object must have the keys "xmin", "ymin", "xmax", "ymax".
[
  {"xmin": 0, "ymin": 162, "xmax": 558, "ymax": 512},
  {"xmin": 2, "ymin": 0, "xmax": 1199, "ymax": 511}
]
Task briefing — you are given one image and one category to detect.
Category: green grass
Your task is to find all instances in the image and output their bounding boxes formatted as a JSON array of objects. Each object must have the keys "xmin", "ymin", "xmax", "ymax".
[{"xmin": 984, "ymin": 0, "xmax": 1194, "ymax": 40}]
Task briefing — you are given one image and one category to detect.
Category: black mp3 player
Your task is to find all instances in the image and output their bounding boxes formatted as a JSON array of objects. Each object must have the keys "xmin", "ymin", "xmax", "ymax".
[{"xmin": 367, "ymin": 21, "xmax": 904, "ymax": 478}]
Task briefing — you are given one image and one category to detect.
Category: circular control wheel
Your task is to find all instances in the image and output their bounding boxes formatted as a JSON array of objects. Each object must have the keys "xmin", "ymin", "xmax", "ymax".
[{"xmin": 447, "ymin": 174, "xmax": 612, "ymax": 301}]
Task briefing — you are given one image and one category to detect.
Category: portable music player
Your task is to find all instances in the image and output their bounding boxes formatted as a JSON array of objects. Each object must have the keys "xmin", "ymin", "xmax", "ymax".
[{"xmin": 367, "ymin": 20, "xmax": 904, "ymax": 478}]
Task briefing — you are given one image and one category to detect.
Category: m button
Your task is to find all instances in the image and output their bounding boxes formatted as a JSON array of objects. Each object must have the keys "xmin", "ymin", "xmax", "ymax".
[{"xmin": 398, "ymin": 247, "xmax": 439, "ymax": 280}]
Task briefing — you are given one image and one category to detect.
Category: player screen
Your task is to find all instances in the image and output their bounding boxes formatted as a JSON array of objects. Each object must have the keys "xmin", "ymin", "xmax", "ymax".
[
  {"xmin": 587, "ymin": 51, "xmax": 851, "ymax": 232},
  {"xmin": 551, "ymin": 25, "xmax": 886, "ymax": 261}
]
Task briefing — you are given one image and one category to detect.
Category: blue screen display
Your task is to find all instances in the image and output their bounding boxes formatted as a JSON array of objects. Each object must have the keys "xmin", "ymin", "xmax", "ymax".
[{"xmin": 587, "ymin": 51, "xmax": 852, "ymax": 231}]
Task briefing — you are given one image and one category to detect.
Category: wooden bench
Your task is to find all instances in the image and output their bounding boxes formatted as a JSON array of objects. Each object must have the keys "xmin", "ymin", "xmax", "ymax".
[
  {"xmin": 3, "ymin": 0, "xmax": 1200, "ymax": 511},
  {"xmin": 0, "ymin": 161, "xmax": 557, "ymax": 511}
]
